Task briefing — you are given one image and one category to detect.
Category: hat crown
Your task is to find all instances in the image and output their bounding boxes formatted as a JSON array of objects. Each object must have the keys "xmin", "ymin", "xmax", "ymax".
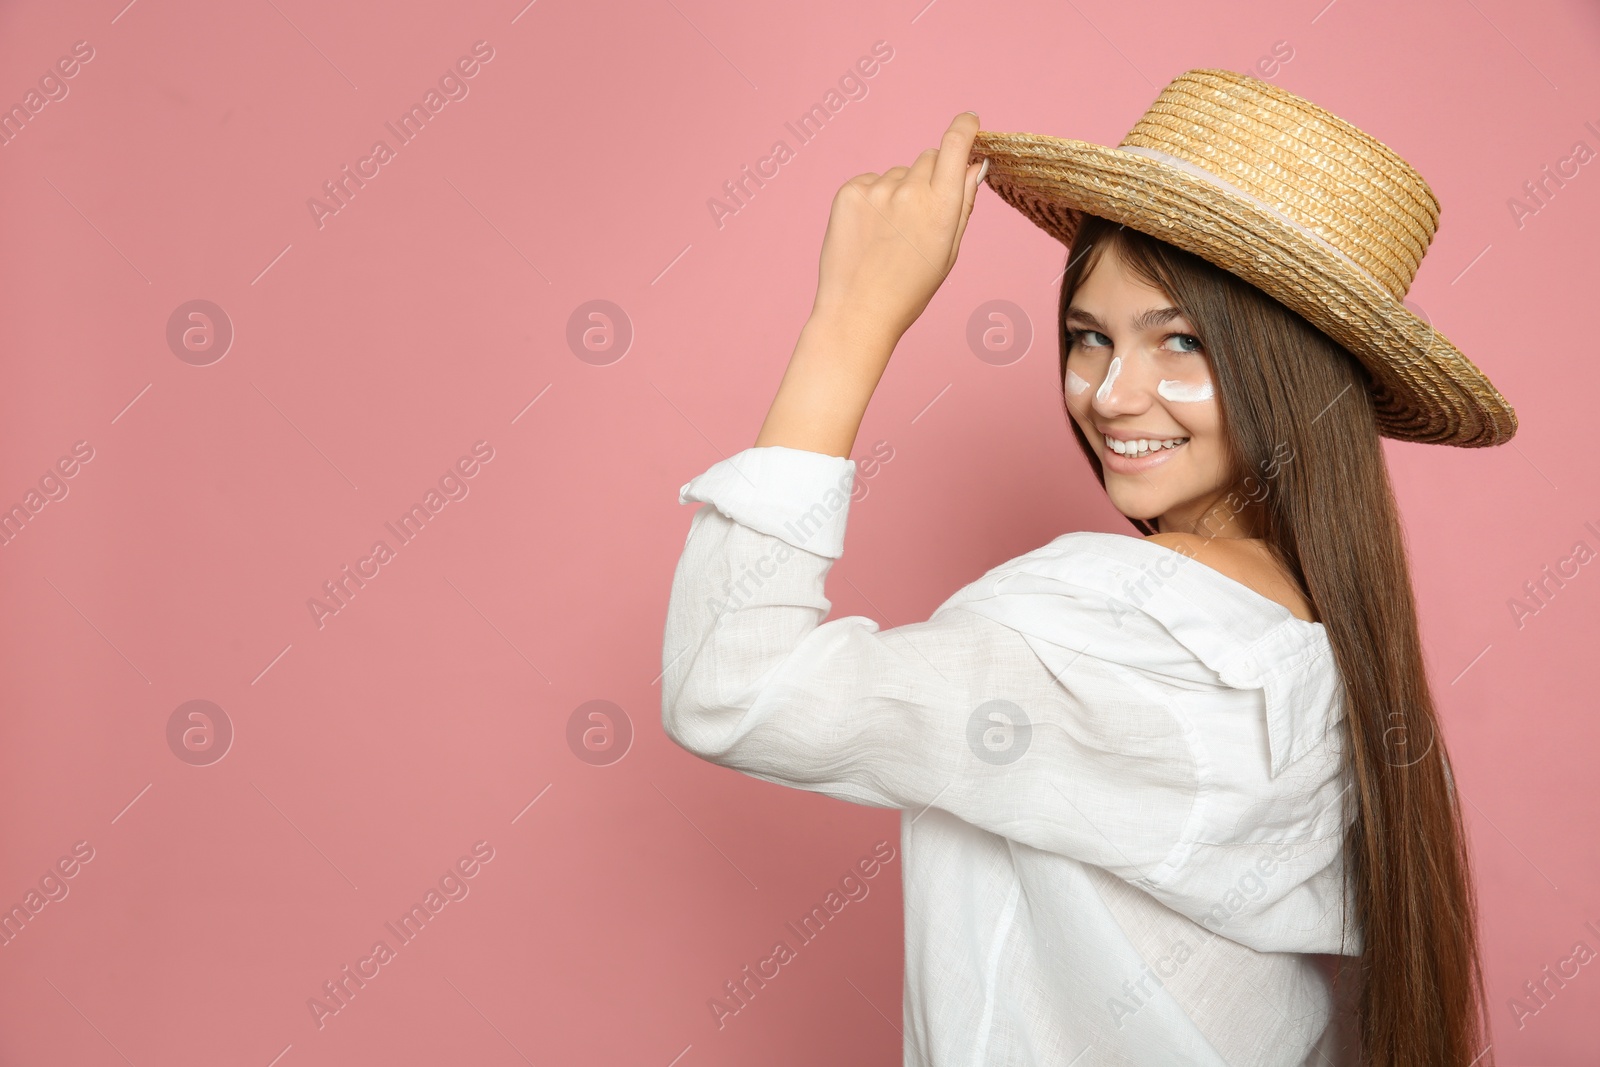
[{"xmin": 1117, "ymin": 69, "xmax": 1440, "ymax": 300}]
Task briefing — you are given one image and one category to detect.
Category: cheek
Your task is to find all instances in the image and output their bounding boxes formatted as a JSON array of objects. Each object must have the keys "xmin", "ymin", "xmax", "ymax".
[
  {"xmin": 1188, "ymin": 400, "xmax": 1223, "ymax": 439},
  {"xmin": 1184, "ymin": 407, "xmax": 1234, "ymax": 479},
  {"xmin": 1155, "ymin": 378, "xmax": 1213, "ymax": 403},
  {"xmin": 1064, "ymin": 375, "xmax": 1098, "ymax": 436},
  {"xmin": 1154, "ymin": 360, "xmax": 1215, "ymax": 405}
]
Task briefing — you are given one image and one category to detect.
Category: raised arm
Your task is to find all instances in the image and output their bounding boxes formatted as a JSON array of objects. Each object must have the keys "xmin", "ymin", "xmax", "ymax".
[{"xmin": 752, "ymin": 111, "xmax": 988, "ymax": 459}]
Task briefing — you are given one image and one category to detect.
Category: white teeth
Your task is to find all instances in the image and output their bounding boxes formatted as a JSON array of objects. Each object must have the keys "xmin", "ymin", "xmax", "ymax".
[{"xmin": 1104, "ymin": 434, "xmax": 1188, "ymax": 457}]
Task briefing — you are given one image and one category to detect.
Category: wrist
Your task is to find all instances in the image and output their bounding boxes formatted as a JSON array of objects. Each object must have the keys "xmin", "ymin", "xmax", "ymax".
[
  {"xmin": 753, "ymin": 320, "xmax": 889, "ymax": 458},
  {"xmin": 799, "ymin": 310, "xmax": 902, "ymax": 367}
]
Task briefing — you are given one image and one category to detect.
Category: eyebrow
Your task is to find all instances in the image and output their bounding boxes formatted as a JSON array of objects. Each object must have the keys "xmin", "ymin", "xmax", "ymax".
[{"xmin": 1065, "ymin": 305, "xmax": 1188, "ymax": 332}]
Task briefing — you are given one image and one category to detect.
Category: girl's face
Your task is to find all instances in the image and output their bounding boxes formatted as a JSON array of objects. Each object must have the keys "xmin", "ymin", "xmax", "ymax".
[{"xmin": 1063, "ymin": 242, "xmax": 1241, "ymax": 535}]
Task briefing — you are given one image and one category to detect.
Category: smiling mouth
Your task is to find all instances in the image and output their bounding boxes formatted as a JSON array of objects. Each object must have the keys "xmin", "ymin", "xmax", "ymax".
[{"xmin": 1103, "ymin": 434, "xmax": 1189, "ymax": 458}]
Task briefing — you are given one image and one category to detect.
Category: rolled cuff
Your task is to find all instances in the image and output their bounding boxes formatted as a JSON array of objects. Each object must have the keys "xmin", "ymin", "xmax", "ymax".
[{"xmin": 677, "ymin": 445, "xmax": 857, "ymax": 559}]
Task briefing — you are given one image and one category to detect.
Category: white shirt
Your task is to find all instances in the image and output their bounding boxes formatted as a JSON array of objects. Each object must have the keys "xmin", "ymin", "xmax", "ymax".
[{"xmin": 662, "ymin": 445, "xmax": 1363, "ymax": 1066}]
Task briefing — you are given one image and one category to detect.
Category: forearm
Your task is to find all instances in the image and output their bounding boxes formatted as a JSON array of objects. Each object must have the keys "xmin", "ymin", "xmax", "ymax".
[{"xmin": 752, "ymin": 315, "xmax": 898, "ymax": 458}]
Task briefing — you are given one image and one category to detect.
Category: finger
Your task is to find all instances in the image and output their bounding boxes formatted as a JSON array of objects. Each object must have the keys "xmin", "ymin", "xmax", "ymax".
[
  {"xmin": 932, "ymin": 111, "xmax": 980, "ymax": 198},
  {"xmin": 950, "ymin": 156, "xmax": 986, "ymax": 258},
  {"xmin": 906, "ymin": 145, "xmax": 940, "ymax": 186}
]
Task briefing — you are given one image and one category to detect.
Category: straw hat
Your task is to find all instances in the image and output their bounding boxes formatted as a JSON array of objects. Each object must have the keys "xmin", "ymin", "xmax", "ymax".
[{"xmin": 970, "ymin": 68, "xmax": 1517, "ymax": 447}]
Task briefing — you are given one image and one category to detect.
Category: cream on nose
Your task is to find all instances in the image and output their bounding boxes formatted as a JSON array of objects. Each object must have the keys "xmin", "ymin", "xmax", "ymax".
[{"xmin": 1094, "ymin": 356, "xmax": 1123, "ymax": 403}]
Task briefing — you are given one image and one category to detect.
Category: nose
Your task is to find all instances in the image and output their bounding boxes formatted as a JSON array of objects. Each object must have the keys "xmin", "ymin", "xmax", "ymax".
[{"xmin": 1088, "ymin": 349, "xmax": 1158, "ymax": 419}]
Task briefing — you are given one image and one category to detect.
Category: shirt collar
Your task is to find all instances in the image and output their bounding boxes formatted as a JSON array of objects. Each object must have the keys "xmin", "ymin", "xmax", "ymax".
[{"xmin": 938, "ymin": 531, "xmax": 1344, "ymax": 778}]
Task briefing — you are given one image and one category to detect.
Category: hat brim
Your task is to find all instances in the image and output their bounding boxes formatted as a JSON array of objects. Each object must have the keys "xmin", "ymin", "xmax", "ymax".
[{"xmin": 969, "ymin": 130, "xmax": 1517, "ymax": 447}]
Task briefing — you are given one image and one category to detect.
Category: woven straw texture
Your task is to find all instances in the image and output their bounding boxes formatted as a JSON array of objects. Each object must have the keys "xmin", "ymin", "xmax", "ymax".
[{"xmin": 970, "ymin": 68, "xmax": 1517, "ymax": 447}]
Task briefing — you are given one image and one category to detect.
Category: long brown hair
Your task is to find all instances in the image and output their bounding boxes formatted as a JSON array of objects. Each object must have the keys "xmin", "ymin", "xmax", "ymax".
[{"xmin": 1055, "ymin": 214, "xmax": 1491, "ymax": 1064}]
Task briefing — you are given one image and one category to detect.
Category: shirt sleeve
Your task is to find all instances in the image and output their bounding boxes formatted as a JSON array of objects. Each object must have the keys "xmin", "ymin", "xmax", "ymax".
[{"xmin": 660, "ymin": 446, "xmax": 1203, "ymax": 888}]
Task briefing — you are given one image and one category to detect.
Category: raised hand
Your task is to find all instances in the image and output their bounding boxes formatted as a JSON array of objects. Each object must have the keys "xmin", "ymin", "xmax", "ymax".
[
  {"xmin": 809, "ymin": 111, "xmax": 989, "ymax": 346},
  {"xmin": 752, "ymin": 111, "xmax": 988, "ymax": 459}
]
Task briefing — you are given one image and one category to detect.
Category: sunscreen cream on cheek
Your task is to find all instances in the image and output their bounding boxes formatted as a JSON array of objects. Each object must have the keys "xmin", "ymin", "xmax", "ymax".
[{"xmin": 1157, "ymin": 377, "xmax": 1214, "ymax": 402}]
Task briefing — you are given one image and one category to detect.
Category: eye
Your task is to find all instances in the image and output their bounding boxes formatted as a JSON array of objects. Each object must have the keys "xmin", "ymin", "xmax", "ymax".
[
  {"xmin": 1069, "ymin": 328, "xmax": 1112, "ymax": 349},
  {"xmin": 1162, "ymin": 332, "xmax": 1203, "ymax": 353}
]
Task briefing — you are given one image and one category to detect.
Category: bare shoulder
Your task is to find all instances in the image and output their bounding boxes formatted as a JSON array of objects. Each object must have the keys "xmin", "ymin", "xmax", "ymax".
[
  {"xmin": 1142, "ymin": 531, "xmax": 1207, "ymax": 558},
  {"xmin": 1143, "ymin": 532, "xmax": 1319, "ymax": 623}
]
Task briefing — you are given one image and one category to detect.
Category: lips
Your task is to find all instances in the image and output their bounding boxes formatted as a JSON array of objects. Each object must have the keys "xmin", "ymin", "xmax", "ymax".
[{"xmin": 1101, "ymin": 436, "xmax": 1188, "ymax": 473}]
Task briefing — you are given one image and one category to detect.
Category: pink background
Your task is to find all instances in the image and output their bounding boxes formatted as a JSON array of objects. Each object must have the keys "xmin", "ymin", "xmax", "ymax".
[{"xmin": 0, "ymin": 0, "xmax": 1595, "ymax": 1062}]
